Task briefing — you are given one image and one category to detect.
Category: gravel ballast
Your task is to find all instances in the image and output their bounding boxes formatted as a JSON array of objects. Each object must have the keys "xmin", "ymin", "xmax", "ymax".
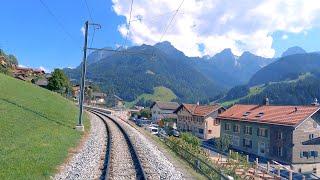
[
  {"xmin": 108, "ymin": 114, "xmax": 184, "ymax": 180},
  {"xmin": 53, "ymin": 113, "xmax": 106, "ymax": 180}
]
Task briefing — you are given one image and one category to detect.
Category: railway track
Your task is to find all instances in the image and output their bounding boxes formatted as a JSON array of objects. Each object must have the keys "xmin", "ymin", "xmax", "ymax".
[{"xmin": 88, "ymin": 109, "xmax": 147, "ymax": 180}]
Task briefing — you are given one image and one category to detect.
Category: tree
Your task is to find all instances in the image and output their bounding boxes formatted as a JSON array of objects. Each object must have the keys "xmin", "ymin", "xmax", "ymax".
[
  {"xmin": 48, "ymin": 69, "xmax": 70, "ymax": 94},
  {"xmin": 140, "ymin": 108, "xmax": 151, "ymax": 118},
  {"xmin": 215, "ymin": 135, "xmax": 231, "ymax": 161}
]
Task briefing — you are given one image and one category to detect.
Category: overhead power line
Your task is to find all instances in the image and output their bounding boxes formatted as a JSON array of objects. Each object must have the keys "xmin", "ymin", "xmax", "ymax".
[
  {"xmin": 122, "ymin": 0, "xmax": 134, "ymax": 49},
  {"xmin": 83, "ymin": 0, "xmax": 94, "ymax": 22},
  {"xmin": 39, "ymin": 0, "xmax": 77, "ymax": 44},
  {"xmin": 158, "ymin": 0, "xmax": 185, "ymax": 42}
]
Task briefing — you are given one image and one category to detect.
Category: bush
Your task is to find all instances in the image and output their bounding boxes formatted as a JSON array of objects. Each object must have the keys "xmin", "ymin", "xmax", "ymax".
[{"xmin": 181, "ymin": 132, "xmax": 201, "ymax": 148}]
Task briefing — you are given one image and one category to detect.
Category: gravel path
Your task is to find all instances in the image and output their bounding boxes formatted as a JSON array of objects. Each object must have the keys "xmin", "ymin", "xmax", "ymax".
[
  {"xmin": 108, "ymin": 114, "xmax": 184, "ymax": 180},
  {"xmin": 53, "ymin": 112, "xmax": 106, "ymax": 180}
]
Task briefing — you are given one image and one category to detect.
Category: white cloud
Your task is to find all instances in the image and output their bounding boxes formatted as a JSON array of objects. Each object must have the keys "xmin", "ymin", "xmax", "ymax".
[
  {"xmin": 39, "ymin": 66, "xmax": 48, "ymax": 73},
  {"xmin": 112, "ymin": 0, "xmax": 320, "ymax": 58},
  {"xmin": 282, "ymin": 34, "xmax": 288, "ymax": 40},
  {"xmin": 80, "ymin": 26, "xmax": 85, "ymax": 37}
]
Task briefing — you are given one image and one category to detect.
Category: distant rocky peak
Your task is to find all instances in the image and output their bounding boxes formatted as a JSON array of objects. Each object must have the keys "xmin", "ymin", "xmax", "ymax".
[{"xmin": 281, "ymin": 46, "xmax": 306, "ymax": 57}]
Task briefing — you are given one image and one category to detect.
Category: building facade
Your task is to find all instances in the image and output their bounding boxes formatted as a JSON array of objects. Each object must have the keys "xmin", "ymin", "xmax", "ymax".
[
  {"xmin": 175, "ymin": 103, "xmax": 225, "ymax": 139},
  {"xmin": 218, "ymin": 102, "xmax": 320, "ymax": 174},
  {"xmin": 150, "ymin": 101, "xmax": 179, "ymax": 122}
]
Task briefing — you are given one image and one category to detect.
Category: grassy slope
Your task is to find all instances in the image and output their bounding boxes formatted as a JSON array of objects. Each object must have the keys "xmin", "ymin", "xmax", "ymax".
[
  {"xmin": 221, "ymin": 73, "xmax": 313, "ymax": 107},
  {"xmin": 221, "ymin": 85, "xmax": 265, "ymax": 107},
  {"xmin": 0, "ymin": 74, "xmax": 89, "ymax": 179},
  {"xmin": 126, "ymin": 86, "xmax": 177, "ymax": 107}
]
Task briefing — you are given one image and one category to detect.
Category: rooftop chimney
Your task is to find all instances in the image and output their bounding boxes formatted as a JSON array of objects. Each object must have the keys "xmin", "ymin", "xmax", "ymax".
[
  {"xmin": 311, "ymin": 98, "xmax": 319, "ymax": 106},
  {"xmin": 263, "ymin": 97, "xmax": 270, "ymax": 106}
]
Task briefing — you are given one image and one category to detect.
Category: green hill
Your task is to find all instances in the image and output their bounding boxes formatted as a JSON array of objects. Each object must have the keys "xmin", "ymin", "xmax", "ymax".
[
  {"xmin": 126, "ymin": 86, "xmax": 177, "ymax": 107},
  {"xmin": 0, "ymin": 74, "xmax": 88, "ymax": 179},
  {"xmin": 64, "ymin": 43, "xmax": 222, "ymax": 104}
]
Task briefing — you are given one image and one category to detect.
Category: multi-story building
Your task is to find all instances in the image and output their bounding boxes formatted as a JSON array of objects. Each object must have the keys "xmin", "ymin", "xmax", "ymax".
[
  {"xmin": 150, "ymin": 101, "xmax": 180, "ymax": 122},
  {"xmin": 175, "ymin": 103, "xmax": 225, "ymax": 139},
  {"xmin": 217, "ymin": 99, "xmax": 320, "ymax": 174}
]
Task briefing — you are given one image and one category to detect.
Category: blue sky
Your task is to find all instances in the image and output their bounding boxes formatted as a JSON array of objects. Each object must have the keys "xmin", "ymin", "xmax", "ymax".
[{"xmin": 0, "ymin": 0, "xmax": 319, "ymax": 72}]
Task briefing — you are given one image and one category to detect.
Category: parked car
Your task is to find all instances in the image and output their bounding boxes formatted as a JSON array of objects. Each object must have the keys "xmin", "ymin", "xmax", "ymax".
[
  {"xmin": 147, "ymin": 126, "xmax": 159, "ymax": 135},
  {"xmin": 158, "ymin": 128, "xmax": 168, "ymax": 137},
  {"xmin": 129, "ymin": 117, "xmax": 136, "ymax": 121},
  {"xmin": 168, "ymin": 129, "xmax": 180, "ymax": 137}
]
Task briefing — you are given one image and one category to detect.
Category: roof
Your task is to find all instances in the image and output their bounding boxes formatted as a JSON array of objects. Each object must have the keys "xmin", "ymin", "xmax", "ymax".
[
  {"xmin": 150, "ymin": 101, "xmax": 180, "ymax": 110},
  {"xmin": 218, "ymin": 104, "xmax": 320, "ymax": 127},
  {"xmin": 175, "ymin": 103, "xmax": 223, "ymax": 117},
  {"xmin": 114, "ymin": 95, "xmax": 123, "ymax": 101},
  {"xmin": 34, "ymin": 79, "xmax": 48, "ymax": 86},
  {"xmin": 92, "ymin": 92, "xmax": 106, "ymax": 97},
  {"xmin": 158, "ymin": 114, "xmax": 178, "ymax": 119}
]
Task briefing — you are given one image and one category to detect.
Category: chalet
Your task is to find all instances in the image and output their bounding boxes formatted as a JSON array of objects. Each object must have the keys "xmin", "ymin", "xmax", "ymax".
[
  {"xmin": 150, "ymin": 101, "xmax": 180, "ymax": 122},
  {"xmin": 91, "ymin": 92, "xmax": 106, "ymax": 105},
  {"xmin": 114, "ymin": 95, "xmax": 124, "ymax": 108},
  {"xmin": 12, "ymin": 67, "xmax": 45, "ymax": 79},
  {"xmin": 174, "ymin": 103, "xmax": 225, "ymax": 139},
  {"xmin": 217, "ymin": 98, "xmax": 320, "ymax": 174},
  {"xmin": 32, "ymin": 78, "xmax": 48, "ymax": 87}
]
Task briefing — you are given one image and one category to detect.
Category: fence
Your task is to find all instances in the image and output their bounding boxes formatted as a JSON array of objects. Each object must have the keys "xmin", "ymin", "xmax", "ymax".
[{"xmin": 160, "ymin": 135, "xmax": 233, "ymax": 180}]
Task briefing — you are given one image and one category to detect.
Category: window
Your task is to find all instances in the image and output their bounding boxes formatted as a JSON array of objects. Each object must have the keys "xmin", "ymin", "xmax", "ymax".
[
  {"xmin": 244, "ymin": 126, "xmax": 252, "ymax": 135},
  {"xmin": 232, "ymin": 136, "xmax": 240, "ymax": 146},
  {"xmin": 301, "ymin": 151, "xmax": 318, "ymax": 159},
  {"xmin": 309, "ymin": 134, "xmax": 315, "ymax": 140},
  {"xmin": 208, "ymin": 130, "xmax": 212, "ymax": 134},
  {"xmin": 277, "ymin": 147, "xmax": 283, "ymax": 157},
  {"xmin": 214, "ymin": 119, "xmax": 220, "ymax": 126},
  {"xmin": 259, "ymin": 142, "xmax": 266, "ymax": 154},
  {"xmin": 243, "ymin": 138, "xmax": 252, "ymax": 148},
  {"xmin": 225, "ymin": 123, "xmax": 231, "ymax": 131},
  {"xmin": 277, "ymin": 132, "xmax": 283, "ymax": 140},
  {"xmin": 233, "ymin": 124, "xmax": 240, "ymax": 133},
  {"xmin": 257, "ymin": 128, "xmax": 268, "ymax": 137},
  {"xmin": 198, "ymin": 128, "xmax": 204, "ymax": 134}
]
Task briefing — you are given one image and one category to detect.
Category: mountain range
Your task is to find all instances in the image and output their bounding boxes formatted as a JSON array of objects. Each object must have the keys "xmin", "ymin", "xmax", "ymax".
[
  {"xmin": 64, "ymin": 41, "xmax": 316, "ymax": 106},
  {"xmin": 219, "ymin": 52, "xmax": 320, "ymax": 106}
]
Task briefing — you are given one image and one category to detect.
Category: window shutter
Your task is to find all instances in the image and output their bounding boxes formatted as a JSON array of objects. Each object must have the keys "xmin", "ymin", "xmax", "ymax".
[
  {"xmin": 250, "ymin": 127, "xmax": 252, "ymax": 135},
  {"xmin": 300, "ymin": 152, "xmax": 303, "ymax": 158},
  {"xmin": 244, "ymin": 126, "xmax": 246, "ymax": 134},
  {"xmin": 257, "ymin": 128, "xmax": 259, "ymax": 136},
  {"xmin": 243, "ymin": 139, "xmax": 245, "ymax": 147},
  {"xmin": 265, "ymin": 129, "xmax": 268, "ymax": 137},
  {"xmin": 250, "ymin": 140, "xmax": 252, "ymax": 148},
  {"xmin": 315, "ymin": 151, "xmax": 318, "ymax": 157}
]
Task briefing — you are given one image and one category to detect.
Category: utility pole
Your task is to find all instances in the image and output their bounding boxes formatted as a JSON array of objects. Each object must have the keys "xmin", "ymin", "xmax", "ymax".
[
  {"xmin": 76, "ymin": 21, "xmax": 101, "ymax": 131},
  {"xmin": 76, "ymin": 21, "xmax": 89, "ymax": 131}
]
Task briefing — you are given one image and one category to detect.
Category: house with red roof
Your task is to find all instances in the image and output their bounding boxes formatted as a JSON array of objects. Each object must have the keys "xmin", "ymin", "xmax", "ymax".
[
  {"xmin": 174, "ymin": 103, "xmax": 225, "ymax": 139},
  {"xmin": 217, "ymin": 98, "xmax": 320, "ymax": 174}
]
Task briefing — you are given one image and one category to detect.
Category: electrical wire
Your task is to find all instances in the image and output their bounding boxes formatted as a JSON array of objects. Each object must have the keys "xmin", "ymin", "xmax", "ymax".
[
  {"xmin": 158, "ymin": 0, "xmax": 185, "ymax": 42},
  {"xmin": 39, "ymin": 0, "xmax": 78, "ymax": 45},
  {"xmin": 83, "ymin": 0, "xmax": 94, "ymax": 22},
  {"xmin": 122, "ymin": 0, "xmax": 134, "ymax": 49}
]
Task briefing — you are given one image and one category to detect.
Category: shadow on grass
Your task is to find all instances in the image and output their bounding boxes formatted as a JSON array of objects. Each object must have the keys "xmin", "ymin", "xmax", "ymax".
[{"xmin": 0, "ymin": 98, "xmax": 73, "ymax": 129}]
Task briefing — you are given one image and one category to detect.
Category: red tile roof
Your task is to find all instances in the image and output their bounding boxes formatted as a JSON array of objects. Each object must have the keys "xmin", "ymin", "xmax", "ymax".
[
  {"xmin": 177, "ymin": 103, "xmax": 223, "ymax": 117},
  {"xmin": 218, "ymin": 104, "xmax": 320, "ymax": 126}
]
